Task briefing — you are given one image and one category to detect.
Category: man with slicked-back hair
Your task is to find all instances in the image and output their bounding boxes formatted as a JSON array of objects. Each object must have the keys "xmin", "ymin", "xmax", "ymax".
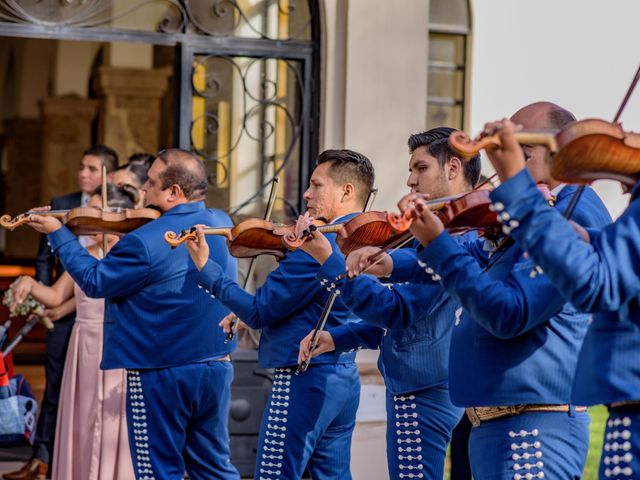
[{"xmin": 186, "ymin": 149, "xmax": 375, "ymax": 480}]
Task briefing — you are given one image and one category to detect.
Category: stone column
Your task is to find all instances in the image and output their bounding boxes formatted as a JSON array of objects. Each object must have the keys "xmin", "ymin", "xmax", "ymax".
[
  {"xmin": 92, "ymin": 66, "xmax": 171, "ymax": 160},
  {"xmin": 2, "ymin": 118, "xmax": 43, "ymax": 259},
  {"xmin": 40, "ymin": 96, "xmax": 99, "ymax": 202}
]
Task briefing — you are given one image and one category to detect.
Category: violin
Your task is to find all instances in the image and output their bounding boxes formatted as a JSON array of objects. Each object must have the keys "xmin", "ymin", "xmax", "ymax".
[
  {"xmin": 388, "ymin": 190, "xmax": 502, "ymax": 238},
  {"xmin": 164, "ymin": 211, "xmax": 404, "ymax": 258},
  {"xmin": 166, "ymin": 194, "xmax": 504, "ymax": 258},
  {"xmin": 165, "ymin": 218, "xmax": 303, "ymax": 258},
  {"xmin": 0, "ymin": 207, "xmax": 161, "ymax": 235},
  {"xmin": 449, "ymin": 118, "xmax": 640, "ymax": 186}
]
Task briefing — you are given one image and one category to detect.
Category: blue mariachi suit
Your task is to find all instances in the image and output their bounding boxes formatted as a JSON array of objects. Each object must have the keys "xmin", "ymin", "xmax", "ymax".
[
  {"xmin": 489, "ymin": 169, "xmax": 640, "ymax": 480},
  {"xmin": 390, "ymin": 184, "xmax": 611, "ymax": 479},
  {"xmin": 195, "ymin": 213, "xmax": 362, "ymax": 480},
  {"xmin": 324, "ymin": 237, "xmax": 474, "ymax": 479},
  {"xmin": 47, "ymin": 201, "xmax": 240, "ymax": 480}
]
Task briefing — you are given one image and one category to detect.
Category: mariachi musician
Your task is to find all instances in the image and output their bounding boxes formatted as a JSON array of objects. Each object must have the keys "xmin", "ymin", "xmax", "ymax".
[
  {"xmin": 22, "ymin": 149, "xmax": 240, "ymax": 480},
  {"xmin": 298, "ymin": 127, "xmax": 481, "ymax": 480},
  {"xmin": 185, "ymin": 150, "xmax": 375, "ymax": 480},
  {"xmin": 393, "ymin": 102, "xmax": 611, "ymax": 479},
  {"xmin": 482, "ymin": 113, "xmax": 640, "ymax": 480}
]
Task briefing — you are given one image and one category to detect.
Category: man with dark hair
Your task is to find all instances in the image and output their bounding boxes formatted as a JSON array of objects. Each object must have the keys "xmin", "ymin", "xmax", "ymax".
[
  {"xmin": 295, "ymin": 128, "xmax": 481, "ymax": 479},
  {"xmin": 83, "ymin": 144, "xmax": 119, "ymax": 174},
  {"xmin": 24, "ymin": 149, "xmax": 240, "ymax": 480},
  {"xmin": 315, "ymin": 149, "xmax": 375, "ymax": 207},
  {"xmin": 128, "ymin": 152, "xmax": 155, "ymax": 170},
  {"xmin": 185, "ymin": 149, "xmax": 375, "ymax": 480},
  {"xmin": 4, "ymin": 145, "xmax": 120, "ymax": 480},
  {"xmin": 392, "ymin": 102, "xmax": 611, "ymax": 478},
  {"xmin": 407, "ymin": 128, "xmax": 482, "ymax": 193}
]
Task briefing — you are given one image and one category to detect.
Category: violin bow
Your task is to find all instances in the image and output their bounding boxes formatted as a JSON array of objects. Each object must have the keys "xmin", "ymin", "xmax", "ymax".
[
  {"xmin": 296, "ymin": 289, "xmax": 339, "ymax": 374},
  {"xmin": 613, "ymin": 63, "xmax": 640, "ymax": 123},
  {"xmin": 363, "ymin": 188, "xmax": 379, "ymax": 212},
  {"xmin": 296, "ymin": 230, "xmax": 416, "ymax": 375},
  {"xmin": 225, "ymin": 177, "xmax": 280, "ymax": 343},
  {"xmin": 101, "ymin": 165, "xmax": 108, "ymax": 255}
]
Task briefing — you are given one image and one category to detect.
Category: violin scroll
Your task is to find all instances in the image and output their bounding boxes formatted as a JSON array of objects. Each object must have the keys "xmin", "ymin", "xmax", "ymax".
[
  {"xmin": 280, "ymin": 219, "xmax": 324, "ymax": 251},
  {"xmin": 0, "ymin": 214, "xmax": 28, "ymax": 230},
  {"xmin": 387, "ymin": 209, "xmax": 416, "ymax": 233},
  {"xmin": 448, "ymin": 131, "xmax": 502, "ymax": 158}
]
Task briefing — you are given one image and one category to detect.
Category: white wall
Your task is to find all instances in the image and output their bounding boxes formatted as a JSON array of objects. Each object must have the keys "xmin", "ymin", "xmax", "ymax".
[
  {"xmin": 470, "ymin": 0, "xmax": 640, "ymax": 218},
  {"xmin": 322, "ymin": 0, "xmax": 430, "ymax": 212}
]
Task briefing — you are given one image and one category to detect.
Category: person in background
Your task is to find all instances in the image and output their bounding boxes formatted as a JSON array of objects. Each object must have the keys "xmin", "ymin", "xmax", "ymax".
[
  {"xmin": 108, "ymin": 153, "xmax": 153, "ymax": 208},
  {"xmin": 25, "ymin": 149, "xmax": 240, "ymax": 480},
  {"xmin": 9, "ymin": 184, "xmax": 138, "ymax": 480},
  {"xmin": 3, "ymin": 144, "xmax": 118, "ymax": 480}
]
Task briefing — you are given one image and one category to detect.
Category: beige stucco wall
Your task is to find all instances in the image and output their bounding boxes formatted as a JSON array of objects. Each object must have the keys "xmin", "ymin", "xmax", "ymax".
[
  {"xmin": 53, "ymin": 41, "xmax": 102, "ymax": 97},
  {"xmin": 322, "ymin": 0, "xmax": 430, "ymax": 212},
  {"xmin": 470, "ymin": 0, "xmax": 640, "ymax": 219},
  {"xmin": 321, "ymin": 3, "xmax": 433, "ymax": 477}
]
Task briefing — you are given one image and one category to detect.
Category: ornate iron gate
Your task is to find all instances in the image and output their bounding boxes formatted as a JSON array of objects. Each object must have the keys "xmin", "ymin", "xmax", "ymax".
[{"xmin": 0, "ymin": 0, "xmax": 321, "ymax": 216}]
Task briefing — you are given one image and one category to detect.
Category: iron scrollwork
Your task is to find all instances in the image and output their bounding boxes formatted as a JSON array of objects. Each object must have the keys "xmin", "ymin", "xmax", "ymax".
[
  {"xmin": 0, "ymin": 0, "xmax": 311, "ymax": 40},
  {"xmin": 190, "ymin": 55, "xmax": 305, "ymax": 215}
]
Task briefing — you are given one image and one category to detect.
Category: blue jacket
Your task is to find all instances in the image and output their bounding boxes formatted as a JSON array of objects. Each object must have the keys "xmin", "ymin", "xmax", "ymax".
[
  {"xmin": 395, "ymin": 184, "xmax": 611, "ymax": 406},
  {"xmin": 48, "ymin": 201, "xmax": 238, "ymax": 370},
  {"xmin": 490, "ymin": 170, "xmax": 640, "ymax": 405},
  {"xmin": 326, "ymin": 235, "xmax": 475, "ymax": 395},
  {"xmin": 195, "ymin": 213, "xmax": 362, "ymax": 369}
]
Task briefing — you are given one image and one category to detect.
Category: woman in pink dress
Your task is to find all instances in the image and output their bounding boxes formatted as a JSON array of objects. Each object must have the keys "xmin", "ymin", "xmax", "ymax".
[{"xmin": 9, "ymin": 184, "xmax": 138, "ymax": 480}]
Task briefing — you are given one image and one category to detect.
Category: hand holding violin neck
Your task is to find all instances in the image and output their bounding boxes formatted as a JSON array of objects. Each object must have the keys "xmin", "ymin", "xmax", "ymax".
[
  {"xmin": 449, "ymin": 129, "xmax": 558, "ymax": 157},
  {"xmin": 164, "ymin": 226, "xmax": 231, "ymax": 248},
  {"xmin": 453, "ymin": 118, "xmax": 640, "ymax": 186},
  {"xmin": 1, "ymin": 210, "xmax": 63, "ymax": 230},
  {"xmin": 2, "ymin": 207, "xmax": 160, "ymax": 235}
]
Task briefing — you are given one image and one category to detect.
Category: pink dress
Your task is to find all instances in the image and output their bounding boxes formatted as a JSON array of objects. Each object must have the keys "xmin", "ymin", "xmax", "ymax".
[{"xmin": 51, "ymin": 284, "xmax": 134, "ymax": 480}]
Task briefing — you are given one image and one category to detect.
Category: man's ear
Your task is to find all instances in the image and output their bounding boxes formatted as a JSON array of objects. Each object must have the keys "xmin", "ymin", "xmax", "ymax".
[
  {"xmin": 447, "ymin": 157, "xmax": 463, "ymax": 180},
  {"xmin": 168, "ymin": 184, "xmax": 184, "ymax": 201},
  {"xmin": 342, "ymin": 182, "xmax": 355, "ymax": 202}
]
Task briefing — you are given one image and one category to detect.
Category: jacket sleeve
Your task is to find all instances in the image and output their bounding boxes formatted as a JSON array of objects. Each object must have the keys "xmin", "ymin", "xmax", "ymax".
[
  {"xmin": 196, "ymin": 249, "xmax": 328, "ymax": 330},
  {"xmin": 316, "ymin": 252, "xmax": 446, "ymax": 330},
  {"xmin": 490, "ymin": 169, "xmax": 635, "ymax": 312},
  {"xmin": 418, "ymin": 230, "xmax": 566, "ymax": 338},
  {"xmin": 387, "ymin": 234, "xmax": 487, "ymax": 283},
  {"xmin": 329, "ymin": 322, "xmax": 383, "ymax": 354},
  {"xmin": 48, "ymin": 226, "xmax": 151, "ymax": 298}
]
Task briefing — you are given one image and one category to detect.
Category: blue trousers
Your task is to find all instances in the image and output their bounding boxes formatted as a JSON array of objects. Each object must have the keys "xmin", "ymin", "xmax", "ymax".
[
  {"xmin": 386, "ymin": 385, "xmax": 463, "ymax": 480},
  {"xmin": 126, "ymin": 361, "xmax": 240, "ymax": 480},
  {"xmin": 255, "ymin": 363, "xmax": 360, "ymax": 480},
  {"xmin": 468, "ymin": 410, "xmax": 590, "ymax": 480},
  {"xmin": 599, "ymin": 408, "xmax": 640, "ymax": 479}
]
